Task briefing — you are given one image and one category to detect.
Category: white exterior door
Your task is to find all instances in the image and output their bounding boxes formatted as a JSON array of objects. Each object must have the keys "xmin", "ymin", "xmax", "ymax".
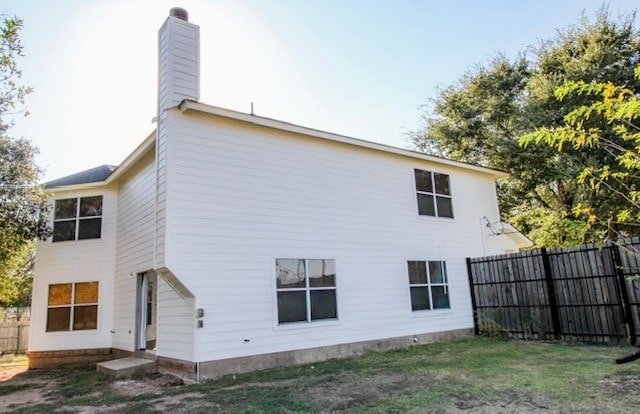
[{"xmin": 136, "ymin": 272, "xmax": 157, "ymax": 350}]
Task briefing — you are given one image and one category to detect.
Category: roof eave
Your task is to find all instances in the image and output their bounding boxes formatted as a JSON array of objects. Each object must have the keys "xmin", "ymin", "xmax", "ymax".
[
  {"xmin": 178, "ymin": 100, "xmax": 508, "ymax": 179},
  {"xmin": 105, "ymin": 131, "xmax": 156, "ymax": 184},
  {"xmin": 44, "ymin": 131, "xmax": 156, "ymax": 192},
  {"xmin": 502, "ymin": 223, "xmax": 534, "ymax": 248},
  {"xmin": 43, "ymin": 181, "xmax": 117, "ymax": 192}
]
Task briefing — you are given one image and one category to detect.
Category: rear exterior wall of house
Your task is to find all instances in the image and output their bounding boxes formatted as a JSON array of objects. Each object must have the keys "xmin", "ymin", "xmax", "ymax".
[
  {"xmin": 161, "ymin": 109, "xmax": 509, "ymax": 367},
  {"xmin": 30, "ymin": 188, "xmax": 117, "ymax": 357}
]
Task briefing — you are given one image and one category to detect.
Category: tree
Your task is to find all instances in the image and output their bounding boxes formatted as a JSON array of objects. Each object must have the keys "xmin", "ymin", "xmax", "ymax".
[
  {"xmin": 520, "ymin": 66, "xmax": 640, "ymax": 240},
  {"xmin": 409, "ymin": 7, "xmax": 640, "ymax": 247},
  {"xmin": 0, "ymin": 16, "xmax": 49, "ymax": 307},
  {"xmin": 0, "ymin": 242, "xmax": 34, "ymax": 307}
]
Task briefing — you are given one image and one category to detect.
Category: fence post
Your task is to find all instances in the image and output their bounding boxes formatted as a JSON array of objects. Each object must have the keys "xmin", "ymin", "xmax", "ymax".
[
  {"xmin": 16, "ymin": 325, "xmax": 21, "ymax": 354},
  {"xmin": 541, "ymin": 248, "xmax": 561, "ymax": 340},
  {"xmin": 466, "ymin": 257, "xmax": 480, "ymax": 335},
  {"xmin": 610, "ymin": 242, "xmax": 637, "ymax": 346}
]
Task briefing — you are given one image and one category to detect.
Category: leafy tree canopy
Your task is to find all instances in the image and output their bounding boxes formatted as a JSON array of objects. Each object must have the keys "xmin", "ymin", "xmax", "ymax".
[
  {"xmin": 520, "ymin": 66, "xmax": 640, "ymax": 240},
  {"xmin": 0, "ymin": 16, "xmax": 49, "ymax": 306},
  {"xmin": 410, "ymin": 7, "xmax": 640, "ymax": 247}
]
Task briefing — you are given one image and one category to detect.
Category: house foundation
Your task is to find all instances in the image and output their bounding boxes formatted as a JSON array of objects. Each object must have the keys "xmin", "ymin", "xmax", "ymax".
[
  {"xmin": 196, "ymin": 328, "xmax": 473, "ymax": 380},
  {"xmin": 28, "ymin": 328, "xmax": 473, "ymax": 379},
  {"xmin": 28, "ymin": 348, "xmax": 113, "ymax": 369}
]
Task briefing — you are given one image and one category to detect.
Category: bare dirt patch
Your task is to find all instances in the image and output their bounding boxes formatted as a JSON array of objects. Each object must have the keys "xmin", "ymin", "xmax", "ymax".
[
  {"xmin": 0, "ymin": 374, "xmax": 54, "ymax": 412},
  {"xmin": 219, "ymin": 378, "xmax": 299, "ymax": 391},
  {"xmin": 451, "ymin": 393, "xmax": 553, "ymax": 413},
  {"xmin": 304, "ymin": 373, "xmax": 423, "ymax": 410},
  {"xmin": 305, "ymin": 372, "xmax": 555, "ymax": 413},
  {"xmin": 107, "ymin": 373, "xmax": 206, "ymax": 412},
  {"xmin": 110, "ymin": 373, "xmax": 185, "ymax": 396},
  {"xmin": 599, "ymin": 371, "xmax": 640, "ymax": 394}
]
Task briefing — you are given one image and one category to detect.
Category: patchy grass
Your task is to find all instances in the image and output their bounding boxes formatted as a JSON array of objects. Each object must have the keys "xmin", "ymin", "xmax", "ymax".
[{"xmin": 1, "ymin": 337, "xmax": 639, "ymax": 412}]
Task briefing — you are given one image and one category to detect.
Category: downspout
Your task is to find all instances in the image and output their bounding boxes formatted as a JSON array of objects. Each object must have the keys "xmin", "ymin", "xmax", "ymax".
[
  {"xmin": 480, "ymin": 216, "xmax": 488, "ymax": 256},
  {"xmin": 195, "ymin": 300, "xmax": 200, "ymax": 383}
]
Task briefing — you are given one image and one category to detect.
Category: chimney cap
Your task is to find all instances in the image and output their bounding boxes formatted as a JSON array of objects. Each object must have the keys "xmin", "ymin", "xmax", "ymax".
[{"xmin": 170, "ymin": 7, "xmax": 189, "ymax": 21}]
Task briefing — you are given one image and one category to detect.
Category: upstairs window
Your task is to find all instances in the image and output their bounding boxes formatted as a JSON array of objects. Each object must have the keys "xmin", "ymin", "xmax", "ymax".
[
  {"xmin": 53, "ymin": 196, "xmax": 103, "ymax": 242},
  {"xmin": 276, "ymin": 259, "xmax": 337, "ymax": 324},
  {"xmin": 407, "ymin": 261, "xmax": 450, "ymax": 311},
  {"xmin": 414, "ymin": 169, "xmax": 453, "ymax": 218},
  {"xmin": 46, "ymin": 282, "xmax": 99, "ymax": 331}
]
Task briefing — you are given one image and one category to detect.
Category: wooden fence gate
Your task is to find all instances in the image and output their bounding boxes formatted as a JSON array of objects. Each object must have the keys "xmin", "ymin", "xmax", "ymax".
[{"xmin": 466, "ymin": 239, "xmax": 640, "ymax": 345}]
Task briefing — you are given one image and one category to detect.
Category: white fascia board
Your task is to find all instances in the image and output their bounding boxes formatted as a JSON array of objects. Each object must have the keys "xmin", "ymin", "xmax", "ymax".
[
  {"xmin": 105, "ymin": 131, "xmax": 156, "ymax": 184},
  {"xmin": 44, "ymin": 182, "xmax": 117, "ymax": 192},
  {"xmin": 178, "ymin": 100, "xmax": 509, "ymax": 179}
]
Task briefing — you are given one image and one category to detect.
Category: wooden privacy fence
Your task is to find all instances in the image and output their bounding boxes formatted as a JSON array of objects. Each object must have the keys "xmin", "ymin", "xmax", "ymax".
[
  {"xmin": 0, "ymin": 307, "xmax": 31, "ymax": 354},
  {"xmin": 466, "ymin": 238, "xmax": 640, "ymax": 345},
  {"xmin": 0, "ymin": 323, "xmax": 30, "ymax": 354}
]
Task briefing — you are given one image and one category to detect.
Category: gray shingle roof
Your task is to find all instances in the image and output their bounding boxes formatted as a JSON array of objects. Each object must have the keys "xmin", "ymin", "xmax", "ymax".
[{"xmin": 44, "ymin": 164, "xmax": 117, "ymax": 188}]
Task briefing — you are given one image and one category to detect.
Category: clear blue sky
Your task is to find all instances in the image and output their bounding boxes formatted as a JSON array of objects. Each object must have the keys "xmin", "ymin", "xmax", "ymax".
[{"xmin": 4, "ymin": 0, "xmax": 638, "ymax": 181}]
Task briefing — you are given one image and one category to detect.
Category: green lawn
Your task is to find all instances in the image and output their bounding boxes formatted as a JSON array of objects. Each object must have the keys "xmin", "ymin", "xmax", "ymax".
[{"xmin": 1, "ymin": 337, "xmax": 639, "ymax": 412}]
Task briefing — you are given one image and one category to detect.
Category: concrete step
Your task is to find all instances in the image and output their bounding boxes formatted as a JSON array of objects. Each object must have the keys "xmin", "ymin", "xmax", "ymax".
[{"xmin": 96, "ymin": 357, "xmax": 158, "ymax": 379}]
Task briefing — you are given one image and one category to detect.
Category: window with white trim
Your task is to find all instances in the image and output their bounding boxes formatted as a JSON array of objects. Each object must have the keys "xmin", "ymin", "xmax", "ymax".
[
  {"xmin": 53, "ymin": 196, "xmax": 103, "ymax": 242},
  {"xmin": 414, "ymin": 169, "xmax": 453, "ymax": 218},
  {"xmin": 276, "ymin": 259, "xmax": 337, "ymax": 324},
  {"xmin": 46, "ymin": 282, "xmax": 99, "ymax": 331},
  {"xmin": 407, "ymin": 261, "xmax": 450, "ymax": 311}
]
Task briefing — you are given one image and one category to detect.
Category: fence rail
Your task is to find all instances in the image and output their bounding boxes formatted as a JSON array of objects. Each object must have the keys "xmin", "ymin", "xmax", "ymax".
[{"xmin": 467, "ymin": 238, "xmax": 640, "ymax": 345}]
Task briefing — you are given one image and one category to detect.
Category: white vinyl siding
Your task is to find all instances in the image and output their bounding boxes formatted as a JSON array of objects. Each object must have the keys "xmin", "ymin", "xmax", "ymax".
[
  {"xmin": 113, "ymin": 150, "xmax": 157, "ymax": 352},
  {"xmin": 112, "ymin": 149, "xmax": 195, "ymax": 359},
  {"xmin": 158, "ymin": 17, "xmax": 199, "ymax": 109},
  {"xmin": 161, "ymin": 110, "xmax": 506, "ymax": 362},
  {"xmin": 157, "ymin": 277, "xmax": 195, "ymax": 361},
  {"xmin": 30, "ymin": 189, "xmax": 116, "ymax": 352}
]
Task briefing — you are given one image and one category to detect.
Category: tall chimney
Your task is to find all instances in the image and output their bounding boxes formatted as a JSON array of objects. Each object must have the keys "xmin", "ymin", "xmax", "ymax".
[
  {"xmin": 158, "ymin": 7, "xmax": 200, "ymax": 111},
  {"xmin": 155, "ymin": 8, "xmax": 199, "ymax": 270}
]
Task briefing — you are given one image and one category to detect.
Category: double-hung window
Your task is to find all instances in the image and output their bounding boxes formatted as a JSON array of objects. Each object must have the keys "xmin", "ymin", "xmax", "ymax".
[
  {"xmin": 47, "ymin": 282, "xmax": 99, "ymax": 331},
  {"xmin": 407, "ymin": 261, "xmax": 450, "ymax": 311},
  {"xmin": 414, "ymin": 169, "xmax": 453, "ymax": 218},
  {"xmin": 53, "ymin": 196, "xmax": 103, "ymax": 242},
  {"xmin": 276, "ymin": 259, "xmax": 337, "ymax": 324}
]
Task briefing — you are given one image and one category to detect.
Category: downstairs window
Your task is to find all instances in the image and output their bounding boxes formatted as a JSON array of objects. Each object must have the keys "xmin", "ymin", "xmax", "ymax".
[
  {"xmin": 407, "ymin": 261, "xmax": 450, "ymax": 311},
  {"xmin": 276, "ymin": 259, "xmax": 337, "ymax": 324},
  {"xmin": 46, "ymin": 282, "xmax": 99, "ymax": 331}
]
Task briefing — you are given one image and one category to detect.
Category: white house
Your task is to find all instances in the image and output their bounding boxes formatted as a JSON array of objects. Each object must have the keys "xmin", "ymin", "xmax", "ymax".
[{"xmin": 28, "ymin": 8, "xmax": 529, "ymax": 379}]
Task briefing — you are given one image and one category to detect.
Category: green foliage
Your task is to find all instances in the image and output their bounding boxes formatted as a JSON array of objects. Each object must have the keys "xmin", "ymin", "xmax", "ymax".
[
  {"xmin": 521, "ymin": 66, "xmax": 640, "ymax": 237},
  {"xmin": 0, "ymin": 242, "xmax": 33, "ymax": 307},
  {"xmin": 410, "ymin": 7, "xmax": 640, "ymax": 246},
  {"xmin": 0, "ymin": 16, "xmax": 49, "ymax": 307},
  {"xmin": 509, "ymin": 206, "xmax": 590, "ymax": 247},
  {"xmin": 0, "ymin": 16, "xmax": 32, "ymax": 133}
]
